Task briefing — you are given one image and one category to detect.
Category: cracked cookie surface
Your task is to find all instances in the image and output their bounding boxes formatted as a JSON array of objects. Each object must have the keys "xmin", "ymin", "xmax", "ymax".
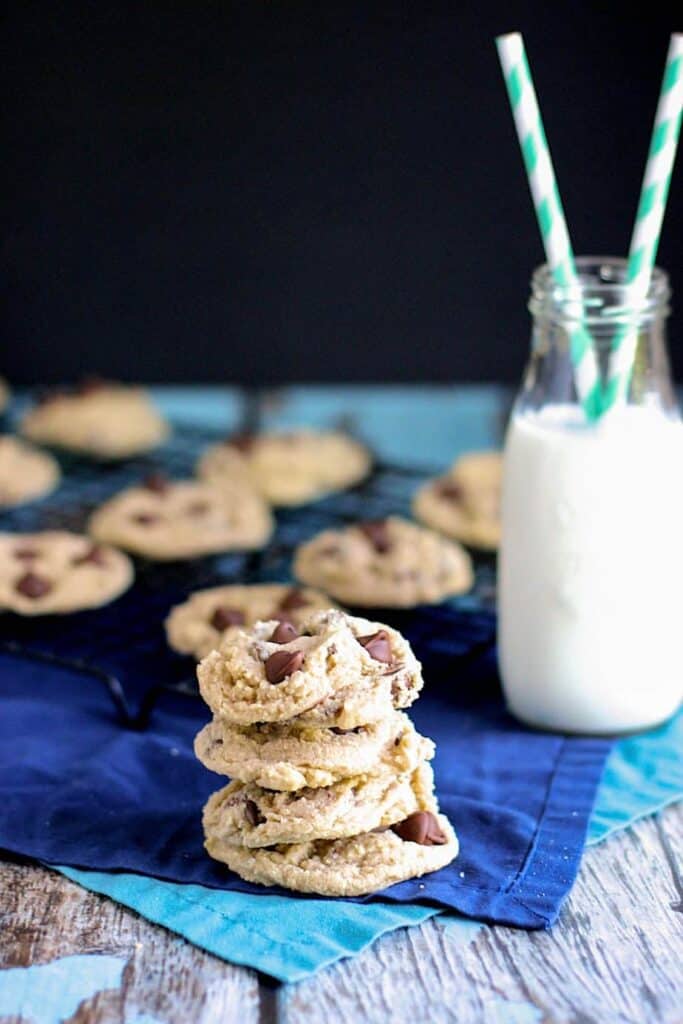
[
  {"xmin": 205, "ymin": 812, "xmax": 458, "ymax": 896},
  {"xmin": 202, "ymin": 762, "xmax": 436, "ymax": 847},
  {"xmin": 197, "ymin": 608, "xmax": 423, "ymax": 726}
]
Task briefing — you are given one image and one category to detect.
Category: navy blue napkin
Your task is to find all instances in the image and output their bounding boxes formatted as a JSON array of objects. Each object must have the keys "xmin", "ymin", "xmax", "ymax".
[{"xmin": 0, "ymin": 602, "xmax": 611, "ymax": 928}]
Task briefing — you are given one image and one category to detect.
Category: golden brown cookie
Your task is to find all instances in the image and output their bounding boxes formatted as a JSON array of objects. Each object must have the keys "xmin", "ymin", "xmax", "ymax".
[
  {"xmin": 413, "ymin": 451, "xmax": 502, "ymax": 550},
  {"xmin": 197, "ymin": 429, "xmax": 371, "ymax": 506},
  {"xmin": 166, "ymin": 583, "xmax": 336, "ymax": 659},
  {"xmin": 293, "ymin": 516, "xmax": 473, "ymax": 607}
]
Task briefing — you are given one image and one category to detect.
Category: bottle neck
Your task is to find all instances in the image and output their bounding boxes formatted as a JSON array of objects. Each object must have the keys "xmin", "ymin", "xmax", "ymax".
[{"xmin": 518, "ymin": 257, "xmax": 678, "ymax": 418}]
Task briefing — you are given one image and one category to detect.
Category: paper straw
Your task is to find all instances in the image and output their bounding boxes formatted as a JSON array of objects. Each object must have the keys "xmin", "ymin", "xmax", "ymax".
[
  {"xmin": 603, "ymin": 34, "xmax": 683, "ymax": 412},
  {"xmin": 496, "ymin": 33, "xmax": 603, "ymax": 420}
]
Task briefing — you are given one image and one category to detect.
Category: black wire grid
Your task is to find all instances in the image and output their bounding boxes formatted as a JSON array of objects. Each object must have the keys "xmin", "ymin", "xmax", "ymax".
[{"xmin": 0, "ymin": 419, "xmax": 497, "ymax": 728}]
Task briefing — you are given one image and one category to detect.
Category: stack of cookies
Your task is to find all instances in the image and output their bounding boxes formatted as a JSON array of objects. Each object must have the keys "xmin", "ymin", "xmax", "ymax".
[{"xmin": 194, "ymin": 608, "xmax": 458, "ymax": 897}]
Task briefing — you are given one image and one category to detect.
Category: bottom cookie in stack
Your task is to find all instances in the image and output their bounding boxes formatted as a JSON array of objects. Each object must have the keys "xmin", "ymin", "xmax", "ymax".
[{"xmin": 194, "ymin": 608, "xmax": 458, "ymax": 896}]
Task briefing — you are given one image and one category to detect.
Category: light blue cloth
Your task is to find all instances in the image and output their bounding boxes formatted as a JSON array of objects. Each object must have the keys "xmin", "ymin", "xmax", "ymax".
[
  {"xmin": 56, "ymin": 709, "xmax": 682, "ymax": 982},
  {"xmin": 587, "ymin": 710, "xmax": 683, "ymax": 845}
]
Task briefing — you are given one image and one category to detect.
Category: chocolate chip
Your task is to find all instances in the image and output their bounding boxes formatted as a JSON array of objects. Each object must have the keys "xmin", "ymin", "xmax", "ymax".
[
  {"xmin": 271, "ymin": 621, "xmax": 299, "ymax": 644},
  {"xmin": 132, "ymin": 513, "xmax": 160, "ymax": 526},
  {"xmin": 211, "ymin": 606, "xmax": 246, "ymax": 631},
  {"xmin": 13, "ymin": 548, "xmax": 38, "ymax": 561},
  {"xmin": 278, "ymin": 588, "xmax": 309, "ymax": 612},
  {"xmin": 391, "ymin": 811, "xmax": 447, "ymax": 846},
  {"xmin": 358, "ymin": 520, "xmax": 391, "ymax": 553},
  {"xmin": 319, "ymin": 544, "xmax": 341, "ymax": 557},
  {"xmin": 265, "ymin": 649, "xmax": 304, "ymax": 684},
  {"xmin": 15, "ymin": 572, "xmax": 52, "ymax": 599},
  {"xmin": 270, "ymin": 610, "xmax": 297, "ymax": 625},
  {"xmin": 357, "ymin": 629, "xmax": 392, "ymax": 664},
  {"xmin": 72, "ymin": 544, "xmax": 107, "ymax": 567},
  {"xmin": 143, "ymin": 473, "xmax": 169, "ymax": 494},
  {"xmin": 331, "ymin": 726, "xmax": 362, "ymax": 735},
  {"xmin": 186, "ymin": 501, "xmax": 209, "ymax": 516},
  {"xmin": 436, "ymin": 479, "xmax": 463, "ymax": 501},
  {"xmin": 77, "ymin": 375, "xmax": 107, "ymax": 395},
  {"xmin": 225, "ymin": 432, "xmax": 256, "ymax": 453},
  {"xmin": 36, "ymin": 388, "xmax": 65, "ymax": 405},
  {"xmin": 244, "ymin": 799, "xmax": 265, "ymax": 826}
]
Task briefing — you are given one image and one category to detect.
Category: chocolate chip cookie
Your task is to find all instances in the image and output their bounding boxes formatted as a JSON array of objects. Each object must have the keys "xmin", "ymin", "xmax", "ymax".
[
  {"xmin": 0, "ymin": 436, "xmax": 60, "ymax": 507},
  {"xmin": 204, "ymin": 812, "xmax": 458, "ymax": 896},
  {"xmin": 88, "ymin": 475, "xmax": 273, "ymax": 559},
  {"xmin": 293, "ymin": 516, "xmax": 473, "ymax": 607},
  {"xmin": 196, "ymin": 608, "xmax": 423, "ymax": 726},
  {"xmin": 194, "ymin": 710, "xmax": 432, "ymax": 790},
  {"xmin": 413, "ymin": 451, "xmax": 502, "ymax": 550},
  {"xmin": 0, "ymin": 531, "xmax": 134, "ymax": 614},
  {"xmin": 197, "ymin": 429, "xmax": 371, "ymax": 506},
  {"xmin": 202, "ymin": 761, "xmax": 437, "ymax": 848},
  {"xmin": 20, "ymin": 380, "xmax": 169, "ymax": 459},
  {"xmin": 166, "ymin": 583, "xmax": 336, "ymax": 660}
]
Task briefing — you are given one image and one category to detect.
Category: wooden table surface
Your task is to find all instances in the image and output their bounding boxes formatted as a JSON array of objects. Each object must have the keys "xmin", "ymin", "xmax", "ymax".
[{"xmin": 1, "ymin": 803, "xmax": 680, "ymax": 1024}]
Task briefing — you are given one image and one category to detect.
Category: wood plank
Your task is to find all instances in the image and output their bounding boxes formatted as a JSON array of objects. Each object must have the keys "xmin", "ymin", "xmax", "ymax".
[
  {"xmin": 0, "ymin": 856, "xmax": 260, "ymax": 1024},
  {"xmin": 279, "ymin": 806, "xmax": 683, "ymax": 1024}
]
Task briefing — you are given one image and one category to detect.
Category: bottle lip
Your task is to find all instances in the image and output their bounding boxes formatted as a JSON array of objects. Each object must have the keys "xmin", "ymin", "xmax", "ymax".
[{"xmin": 529, "ymin": 256, "xmax": 670, "ymax": 325}]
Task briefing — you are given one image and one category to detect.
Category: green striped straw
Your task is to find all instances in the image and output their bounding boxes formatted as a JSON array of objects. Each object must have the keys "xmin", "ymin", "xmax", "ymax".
[
  {"xmin": 496, "ymin": 33, "xmax": 603, "ymax": 421},
  {"xmin": 603, "ymin": 33, "xmax": 683, "ymax": 413}
]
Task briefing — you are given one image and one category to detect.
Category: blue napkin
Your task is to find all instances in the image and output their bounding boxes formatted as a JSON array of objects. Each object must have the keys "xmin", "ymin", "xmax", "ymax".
[
  {"xmin": 0, "ymin": 606, "xmax": 610, "ymax": 928},
  {"xmin": 53, "ymin": 706, "xmax": 680, "ymax": 983}
]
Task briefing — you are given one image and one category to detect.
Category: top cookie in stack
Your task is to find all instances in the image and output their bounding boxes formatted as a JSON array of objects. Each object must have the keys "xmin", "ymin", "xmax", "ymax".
[{"xmin": 195, "ymin": 608, "xmax": 458, "ymax": 897}]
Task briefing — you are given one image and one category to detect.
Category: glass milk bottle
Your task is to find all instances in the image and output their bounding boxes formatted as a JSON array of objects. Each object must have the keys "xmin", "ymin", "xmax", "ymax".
[{"xmin": 499, "ymin": 257, "xmax": 683, "ymax": 734}]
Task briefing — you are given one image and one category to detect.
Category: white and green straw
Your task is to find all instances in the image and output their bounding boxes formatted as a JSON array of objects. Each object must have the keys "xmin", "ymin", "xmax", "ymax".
[
  {"xmin": 603, "ymin": 33, "xmax": 683, "ymax": 413},
  {"xmin": 496, "ymin": 32, "xmax": 603, "ymax": 421}
]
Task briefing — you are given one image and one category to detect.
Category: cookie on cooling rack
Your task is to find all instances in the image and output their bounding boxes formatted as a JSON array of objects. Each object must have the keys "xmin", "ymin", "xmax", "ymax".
[
  {"xmin": 293, "ymin": 516, "xmax": 473, "ymax": 607},
  {"xmin": 413, "ymin": 451, "xmax": 502, "ymax": 550},
  {"xmin": 197, "ymin": 428, "xmax": 371, "ymax": 506},
  {"xmin": 88, "ymin": 475, "xmax": 273, "ymax": 560},
  {"xmin": 0, "ymin": 531, "xmax": 134, "ymax": 615},
  {"xmin": 20, "ymin": 378, "xmax": 169, "ymax": 459},
  {"xmin": 0, "ymin": 436, "xmax": 60, "ymax": 508},
  {"xmin": 165, "ymin": 582, "xmax": 336, "ymax": 660}
]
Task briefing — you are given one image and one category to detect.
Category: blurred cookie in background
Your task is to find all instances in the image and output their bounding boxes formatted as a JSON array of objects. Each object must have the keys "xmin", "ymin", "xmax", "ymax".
[
  {"xmin": 0, "ymin": 436, "xmax": 60, "ymax": 508},
  {"xmin": 0, "ymin": 531, "xmax": 133, "ymax": 615},
  {"xmin": 20, "ymin": 378, "xmax": 169, "ymax": 459},
  {"xmin": 413, "ymin": 451, "xmax": 502, "ymax": 551},
  {"xmin": 197, "ymin": 429, "xmax": 371, "ymax": 506},
  {"xmin": 293, "ymin": 516, "xmax": 473, "ymax": 607},
  {"xmin": 0, "ymin": 379, "xmax": 10, "ymax": 414},
  {"xmin": 89, "ymin": 475, "xmax": 273, "ymax": 560},
  {"xmin": 166, "ymin": 582, "xmax": 336, "ymax": 660}
]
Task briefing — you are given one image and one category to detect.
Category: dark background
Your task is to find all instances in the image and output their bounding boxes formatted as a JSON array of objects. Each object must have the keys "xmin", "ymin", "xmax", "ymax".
[{"xmin": 2, "ymin": 2, "xmax": 682, "ymax": 386}]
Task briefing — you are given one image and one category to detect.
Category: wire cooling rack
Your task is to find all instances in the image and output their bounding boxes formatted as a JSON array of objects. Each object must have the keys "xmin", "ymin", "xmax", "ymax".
[{"xmin": 0, "ymin": 419, "xmax": 497, "ymax": 726}]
